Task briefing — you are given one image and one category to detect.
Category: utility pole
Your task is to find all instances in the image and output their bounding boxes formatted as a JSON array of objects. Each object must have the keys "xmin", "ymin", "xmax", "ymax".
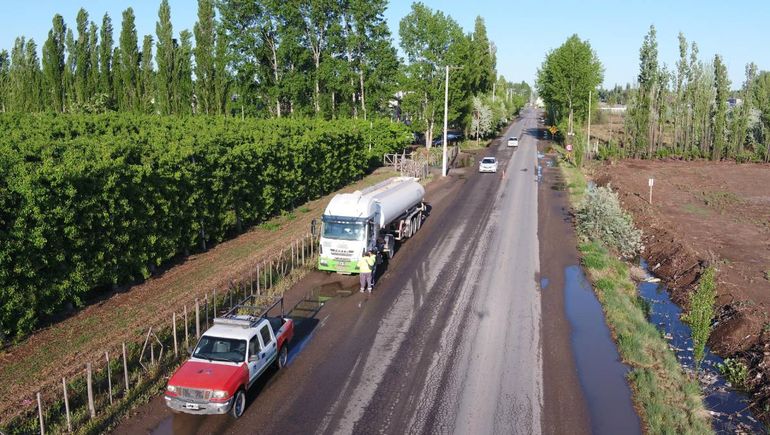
[
  {"xmin": 586, "ymin": 90, "xmax": 592, "ymax": 159},
  {"xmin": 442, "ymin": 65, "xmax": 463, "ymax": 177},
  {"xmin": 442, "ymin": 65, "xmax": 450, "ymax": 177}
]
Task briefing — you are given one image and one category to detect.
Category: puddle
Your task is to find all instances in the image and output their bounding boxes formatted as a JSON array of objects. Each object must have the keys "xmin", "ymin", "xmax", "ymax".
[
  {"xmin": 637, "ymin": 261, "xmax": 765, "ymax": 433},
  {"xmin": 563, "ymin": 265, "xmax": 641, "ymax": 435}
]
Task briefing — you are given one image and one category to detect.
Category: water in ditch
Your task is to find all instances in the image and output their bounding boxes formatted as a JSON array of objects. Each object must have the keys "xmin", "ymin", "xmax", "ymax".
[
  {"xmin": 637, "ymin": 260, "xmax": 765, "ymax": 433},
  {"xmin": 563, "ymin": 265, "xmax": 642, "ymax": 434}
]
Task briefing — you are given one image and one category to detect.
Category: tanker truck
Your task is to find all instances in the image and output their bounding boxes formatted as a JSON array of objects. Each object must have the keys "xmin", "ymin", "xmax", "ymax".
[{"xmin": 318, "ymin": 177, "xmax": 425, "ymax": 274}]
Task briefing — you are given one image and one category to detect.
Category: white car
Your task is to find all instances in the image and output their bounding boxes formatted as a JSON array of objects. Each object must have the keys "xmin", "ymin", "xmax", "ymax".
[
  {"xmin": 478, "ymin": 157, "xmax": 498, "ymax": 173},
  {"xmin": 507, "ymin": 136, "xmax": 519, "ymax": 147}
]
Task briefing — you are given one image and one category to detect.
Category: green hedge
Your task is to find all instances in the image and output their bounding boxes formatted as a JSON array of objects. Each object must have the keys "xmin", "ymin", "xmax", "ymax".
[{"xmin": 0, "ymin": 113, "xmax": 411, "ymax": 341}]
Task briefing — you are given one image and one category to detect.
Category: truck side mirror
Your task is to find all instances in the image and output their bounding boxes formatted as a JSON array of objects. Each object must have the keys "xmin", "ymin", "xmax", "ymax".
[
  {"xmin": 249, "ymin": 354, "xmax": 258, "ymax": 362},
  {"xmin": 310, "ymin": 219, "xmax": 318, "ymax": 237}
]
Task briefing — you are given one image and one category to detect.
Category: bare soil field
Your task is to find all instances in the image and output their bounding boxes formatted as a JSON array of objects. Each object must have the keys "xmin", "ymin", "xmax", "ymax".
[
  {"xmin": 594, "ymin": 159, "xmax": 770, "ymax": 415},
  {"xmin": 0, "ymin": 167, "xmax": 403, "ymax": 423}
]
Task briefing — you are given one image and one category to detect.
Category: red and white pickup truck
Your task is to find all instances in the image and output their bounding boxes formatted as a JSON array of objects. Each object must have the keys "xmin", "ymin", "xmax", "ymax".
[{"xmin": 164, "ymin": 297, "xmax": 294, "ymax": 418}]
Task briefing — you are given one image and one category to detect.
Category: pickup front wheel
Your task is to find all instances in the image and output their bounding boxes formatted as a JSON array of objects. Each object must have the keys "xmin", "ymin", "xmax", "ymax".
[
  {"xmin": 277, "ymin": 345, "xmax": 288, "ymax": 369},
  {"xmin": 230, "ymin": 389, "xmax": 246, "ymax": 419}
]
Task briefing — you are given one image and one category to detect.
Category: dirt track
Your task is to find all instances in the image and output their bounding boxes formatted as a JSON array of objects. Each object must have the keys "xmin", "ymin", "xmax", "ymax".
[{"xmin": 595, "ymin": 159, "xmax": 770, "ymax": 417}]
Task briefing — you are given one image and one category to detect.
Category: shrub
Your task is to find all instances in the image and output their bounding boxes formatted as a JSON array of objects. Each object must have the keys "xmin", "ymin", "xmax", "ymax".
[
  {"xmin": 0, "ymin": 113, "xmax": 411, "ymax": 341},
  {"xmin": 717, "ymin": 358, "xmax": 749, "ymax": 390},
  {"xmin": 683, "ymin": 266, "xmax": 717, "ymax": 370},
  {"xmin": 575, "ymin": 184, "xmax": 642, "ymax": 258}
]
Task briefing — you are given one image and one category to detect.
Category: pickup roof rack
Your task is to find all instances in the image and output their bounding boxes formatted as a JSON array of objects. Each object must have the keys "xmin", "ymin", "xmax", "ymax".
[{"xmin": 213, "ymin": 296, "xmax": 285, "ymax": 329}]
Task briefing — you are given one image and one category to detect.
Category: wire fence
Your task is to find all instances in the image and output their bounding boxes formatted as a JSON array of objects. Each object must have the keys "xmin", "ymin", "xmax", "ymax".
[{"xmin": 2, "ymin": 231, "xmax": 321, "ymax": 435}]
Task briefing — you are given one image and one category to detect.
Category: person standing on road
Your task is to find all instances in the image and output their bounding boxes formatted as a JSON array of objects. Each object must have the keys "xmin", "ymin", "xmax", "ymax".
[
  {"xmin": 358, "ymin": 252, "xmax": 373, "ymax": 293},
  {"xmin": 365, "ymin": 250, "xmax": 377, "ymax": 291}
]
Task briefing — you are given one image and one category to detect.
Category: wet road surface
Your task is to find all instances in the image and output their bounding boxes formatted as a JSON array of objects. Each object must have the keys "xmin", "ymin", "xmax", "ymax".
[{"xmin": 114, "ymin": 109, "xmax": 638, "ymax": 434}]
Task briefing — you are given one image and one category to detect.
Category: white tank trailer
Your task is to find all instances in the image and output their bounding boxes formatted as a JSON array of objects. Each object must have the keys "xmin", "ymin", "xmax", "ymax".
[{"xmin": 318, "ymin": 177, "xmax": 426, "ymax": 274}]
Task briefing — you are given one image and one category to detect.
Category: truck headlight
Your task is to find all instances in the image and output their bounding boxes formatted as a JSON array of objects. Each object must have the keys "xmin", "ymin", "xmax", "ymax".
[
  {"xmin": 166, "ymin": 385, "xmax": 178, "ymax": 394},
  {"xmin": 211, "ymin": 390, "xmax": 228, "ymax": 399}
]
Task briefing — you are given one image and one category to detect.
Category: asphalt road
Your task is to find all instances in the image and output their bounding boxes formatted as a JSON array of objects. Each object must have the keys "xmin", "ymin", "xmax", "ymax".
[{"xmin": 114, "ymin": 109, "xmax": 586, "ymax": 435}]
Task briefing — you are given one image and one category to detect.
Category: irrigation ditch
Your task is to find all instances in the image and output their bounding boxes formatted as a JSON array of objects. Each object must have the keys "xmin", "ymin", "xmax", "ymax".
[{"xmin": 552, "ymin": 151, "xmax": 765, "ymax": 433}]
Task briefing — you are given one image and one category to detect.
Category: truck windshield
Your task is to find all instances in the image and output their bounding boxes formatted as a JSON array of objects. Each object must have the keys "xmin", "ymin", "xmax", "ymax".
[
  {"xmin": 323, "ymin": 221, "xmax": 365, "ymax": 241},
  {"xmin": 193, "ymin": 336, "xmax": 246, "ymax": 363}
]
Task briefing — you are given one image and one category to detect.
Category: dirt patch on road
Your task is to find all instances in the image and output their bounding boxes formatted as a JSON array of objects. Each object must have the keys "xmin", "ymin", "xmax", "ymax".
[{"xmin": 594, "ymin": 159, "xmax": 770, "ymax": 417}]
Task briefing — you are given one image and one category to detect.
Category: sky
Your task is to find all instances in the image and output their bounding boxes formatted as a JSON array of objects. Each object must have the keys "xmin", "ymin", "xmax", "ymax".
[{"xmin": 1, "ymin": 0, "xmax": 768, "ymax": 89}]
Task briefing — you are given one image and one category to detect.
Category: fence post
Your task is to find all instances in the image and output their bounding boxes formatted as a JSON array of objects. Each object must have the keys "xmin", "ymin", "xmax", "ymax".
[
  {"xmin": 150, "ymin": 341, "xmax": 155, "ymax": 366},
  {"xmin": 205, "ymin": 293, "xmax": 209, "ymax": 329},
  {"xmin": 184, "ymin": 306, "xmax": 189, "ymax": 350},
  {"xmin": 269, "ymin": 259, "xmax": 273, "ymax": 288},
  {"xmin": 195, "ymin": 299, "xmax": 200, "ymax": 339},
  {"xmin": 213, "ymin": 289, "xmax": 217, "ymax": 318},
  {"xmin": 62, "ymin": 377, "xmax": 71, "ymax": 432},
  {"xmin": 173, "ymin": 312, "xmax": 178, "ymax": 357},
  {"xmin": 250, "ymin": 270, "xmax": 254, "ymax": 296},
  {"xmin": 36, "ymin": 392, "xmax": 45, "ymax": 435},
  {"xmin": 86, "ymin": 363, "xmax": 96, "ymax": 419},
  {"xmin": 106, "ymin": 351, "xmax": 113, "ymax": 405},
  {"xmin": 122, "ymin": 342, "xmax": 129, "ymax": 393},
  {"xmin": 257, "ymin": 263, "xmax": 261, "ymax": 295}
]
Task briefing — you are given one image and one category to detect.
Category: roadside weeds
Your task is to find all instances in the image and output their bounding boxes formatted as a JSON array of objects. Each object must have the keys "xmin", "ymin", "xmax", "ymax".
[{"xmin": 561, "ymin": 163, "xmax": 714, "ymax": 434}]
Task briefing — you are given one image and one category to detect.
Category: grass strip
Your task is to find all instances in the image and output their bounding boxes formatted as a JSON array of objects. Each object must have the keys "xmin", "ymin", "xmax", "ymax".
[{"xmin": 561, "ymin": 163, "xmax": 713, "ymax": 434}]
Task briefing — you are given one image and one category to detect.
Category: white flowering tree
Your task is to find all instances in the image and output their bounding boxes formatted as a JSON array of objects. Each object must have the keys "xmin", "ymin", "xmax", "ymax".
[{"xmin": 471, "ymin": 96, "xmax": 493, "ymax": 145}]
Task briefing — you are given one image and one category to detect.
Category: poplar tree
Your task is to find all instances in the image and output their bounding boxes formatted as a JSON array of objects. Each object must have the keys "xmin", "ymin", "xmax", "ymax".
[
  {"xmin": 730, "ymin": 63, "xmax": 757, "ymax": 157},
  {"xmin": 213, "ymin": 24, "xmax": 230, "ymax": 115},
  {"xmin": 88, "ymin": 22, "xmax": 99, "ymax": 100},
  {"xmin": 631, "ymin": 25, "xmax": 658, "ymax": 157},
  {"xmin": 0, "ymin": 50, "xmax": 8, "ymax": 112},
  {"xmin": 99, "ymin": 13, "xmax": 114, "ymax": 100},
  {"xmin": 42, "ymin": 14, "xmax": 66, "ymax": 112},
  {"xmin": 140, "ymin": 35, "xmax": 155, "ymax": 113},
  {"xmin": 23, "ymin": 39, "xmax": 43, "ymax": 111},
  {"xmin": 64, "ymin": 28, "xmax": 76, "ymax": 110},
  {"xmin": 674, "ymin": 32, "xmax": 688, "ymax": 152},
  {"xmin": 711, "ymin": 54, "xmax": 729, "ymax": 160},
  {"xmin": 156, "ymin": 0, "xmax": 174, "ymax": 115},
  {"xmin": 298, "ymin": 0, "xmax": 340, "ymax": 114},
  {"xmin": 470, "ymin": 16, "xmax": 494, "ymax": 94},
  {"xmin": 345, "ymin": 0, "xmax": 398, "ymax": 119},
  {"xmin": 194, "ymin": 0, "xmax": 216, "ymax": 114},
  {"xmin": 174, "ymin": 30, "xmax": 193, "ymax": 114},
  {"xmin": 118, "ymin": 8, "xmax": 140, "ymax": 111},
  {"xmin": 74, "ymin": 8, "xmax": 90, "ymax": 106}
]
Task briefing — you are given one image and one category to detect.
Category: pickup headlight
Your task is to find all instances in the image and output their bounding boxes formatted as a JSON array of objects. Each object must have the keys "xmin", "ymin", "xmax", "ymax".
[
  {"xmin": 166, "ymin": 385, "xmax": 178, "ymax": 394},
  {"xmin": 211, "ymin": 390, "xmax": 228, "ymax": 399}
]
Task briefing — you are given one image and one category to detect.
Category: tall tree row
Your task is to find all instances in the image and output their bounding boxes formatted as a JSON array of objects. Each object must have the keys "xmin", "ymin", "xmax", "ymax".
[
  {"xmin": 624, "ymin": 26, "xmax": 769, "ymax": 161},
  {"xmin": 0, "ymin": 0, "xmax": 510, "ymax": 133}
]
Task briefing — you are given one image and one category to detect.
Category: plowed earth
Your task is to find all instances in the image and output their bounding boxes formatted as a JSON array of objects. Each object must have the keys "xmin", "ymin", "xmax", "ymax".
[{"xmin": 594, "ymin": 159, "xmax": 770, "ymax": 418}]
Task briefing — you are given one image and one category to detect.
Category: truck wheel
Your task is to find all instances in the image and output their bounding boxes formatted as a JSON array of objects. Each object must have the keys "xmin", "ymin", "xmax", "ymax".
[
  {"xmin": 277, "ymin": 345, "xmax": 288, "ymax": 369},
  {"xmin": 230, "ymin": 389, "xmax": 246, "ymax": 419}
]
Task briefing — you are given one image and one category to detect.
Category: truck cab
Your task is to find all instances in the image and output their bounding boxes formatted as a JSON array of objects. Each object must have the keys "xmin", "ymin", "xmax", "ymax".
[{"xmin": 164, "ymin": 297, "xmax": 294, "ymax": 418}]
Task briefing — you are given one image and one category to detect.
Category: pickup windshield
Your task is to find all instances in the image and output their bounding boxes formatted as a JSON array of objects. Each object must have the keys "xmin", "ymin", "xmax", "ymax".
[
  {"xmin": 193, "ymin": 336, "xmax": 246, "ymax": 363},
  {"xmin": 322, "ymin": 220, "xmax": 365, "ymax": 241}
]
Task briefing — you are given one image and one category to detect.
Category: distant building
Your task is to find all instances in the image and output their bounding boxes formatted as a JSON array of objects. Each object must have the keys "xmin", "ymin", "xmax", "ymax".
[
  {"xmin": 727, "ymin": 98, "xmax": 743, "ymax": 109},
  {"xmin": 599, "ymin": 102, "xmax": 627, "ymax": 113}
]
